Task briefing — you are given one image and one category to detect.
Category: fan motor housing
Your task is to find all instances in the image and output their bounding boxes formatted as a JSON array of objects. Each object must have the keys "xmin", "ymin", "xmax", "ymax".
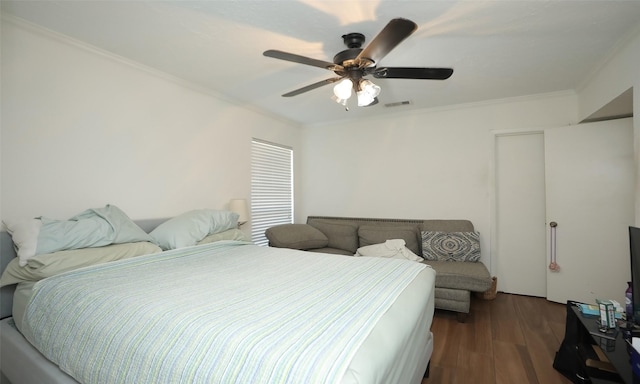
[
  {"xmin": 342, "ymin": 32, "xmax": 365, "ymax": 48},
  {"xmin": 334, "ymin": 32, "xmax": 366, "ymax": 66},
  {"xmin": 333, "ymin": 48, "xmax": 362, "ymax": 66}
]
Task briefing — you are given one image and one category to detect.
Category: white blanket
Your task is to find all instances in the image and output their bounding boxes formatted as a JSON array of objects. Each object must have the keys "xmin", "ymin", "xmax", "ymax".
[
  {"xmin": 355, "ymin": 239, "xmax": 424, "ymax": 262},
  {"xmin": 23, "ymin": 241, "xmax": 425, "ymax": 384}
]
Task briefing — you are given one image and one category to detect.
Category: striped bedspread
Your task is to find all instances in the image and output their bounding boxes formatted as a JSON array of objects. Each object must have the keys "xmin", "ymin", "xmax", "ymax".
[{"xmin": 22, "ymin": 241, "xmax": 426, "ymax": 384}]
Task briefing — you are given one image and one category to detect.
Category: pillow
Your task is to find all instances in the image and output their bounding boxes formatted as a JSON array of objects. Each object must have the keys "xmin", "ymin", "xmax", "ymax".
[
  {"xmin": 358, "ymin": 225, "xmax": 420, "ymax": 255},
  {"xmin": 0, "ymin": 242, "xmax": 161, "ymax": 286},
  {"xmin": 5, "ymin": 204, "xmax": 152, "ymax": 266},
  {"xmin": 421, "ymin": 231, "xmax": 481, "ymax": 262},
  {"xmin": 356, "ymin": 239, "xmax": 424, "ymax": 262},
  {"xmin": 197, "ymin": 228, "xmax": 251, "ymax": 245},
  {"xmin": 71, "ymin": 205, "xmax": 153, "ymax": 245},
  {"xmin": 265, "ymin": 224, "xmax": 328, "ymax": 250},
  {"xmin": 307, "ymin": 219, "xmax": 359, "ymax": 253},
  {"xmin": 3, "ymin": 218, "xmax": 42, "ymax": 266},
  {"xmin": 150, "ymin": 209, "xmax": 239, "ymax": 250}
]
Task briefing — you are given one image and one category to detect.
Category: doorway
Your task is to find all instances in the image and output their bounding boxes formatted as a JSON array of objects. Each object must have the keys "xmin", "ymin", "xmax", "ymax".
[
  {"xmin": 494, "ymin": 131, "xmax": 547, "ymax": 297},
  {"xmin": 493, "ymin": 118, "xmax": 635, "ymax": 303}
]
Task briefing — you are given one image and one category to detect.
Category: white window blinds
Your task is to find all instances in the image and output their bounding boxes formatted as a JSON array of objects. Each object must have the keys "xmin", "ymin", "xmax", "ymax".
[{"xmin": 251, "ymin": 139, "xmax": 293, "ymax": 246}]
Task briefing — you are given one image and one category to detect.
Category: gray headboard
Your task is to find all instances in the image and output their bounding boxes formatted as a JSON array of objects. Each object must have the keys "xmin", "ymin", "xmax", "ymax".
[{"xmin": 0, "ymin": 218, "xmax": 169, "ymax": 319}]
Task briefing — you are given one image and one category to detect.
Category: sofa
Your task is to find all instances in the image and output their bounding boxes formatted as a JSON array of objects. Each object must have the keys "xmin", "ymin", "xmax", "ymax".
[{"xmin": 265, "ymin": 216, "xmax": 493, "ymax": 322}]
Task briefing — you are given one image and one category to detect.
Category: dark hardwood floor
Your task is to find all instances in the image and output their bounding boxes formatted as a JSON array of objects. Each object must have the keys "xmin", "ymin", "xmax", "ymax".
[{"xmin": 422, "ymin": 293, "xmax": 573, "ymax": 384}]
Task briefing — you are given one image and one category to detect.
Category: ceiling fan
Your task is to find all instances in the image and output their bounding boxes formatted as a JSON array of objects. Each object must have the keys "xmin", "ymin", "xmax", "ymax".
[{"xmin": 263, "ymin": 18, "xmax": 453, "ymax": 109}]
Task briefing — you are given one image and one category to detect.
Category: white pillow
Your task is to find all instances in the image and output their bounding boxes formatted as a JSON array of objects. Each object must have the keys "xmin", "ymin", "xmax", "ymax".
[
  {"xmin": 355, "ymin": 239, "xmax": 424, "ymax": 262},
  {"xmin": 4, "ymin": 219, "xmax": 43, "ymax": 266}
]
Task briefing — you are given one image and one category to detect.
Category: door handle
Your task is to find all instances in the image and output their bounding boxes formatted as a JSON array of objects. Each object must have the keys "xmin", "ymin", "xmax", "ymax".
[{"xmin": 549, "ymin": 222, "xmax": 560, "ymax": 271}]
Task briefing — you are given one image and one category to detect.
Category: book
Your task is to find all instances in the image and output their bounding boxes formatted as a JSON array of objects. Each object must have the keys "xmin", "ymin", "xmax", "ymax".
[{"xmin": 577, "ymin": 303, "xmax": 622, "ymax": 319}]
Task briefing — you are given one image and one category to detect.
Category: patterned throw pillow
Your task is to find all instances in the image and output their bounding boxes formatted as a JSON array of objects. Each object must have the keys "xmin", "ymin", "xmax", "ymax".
[{"xmin": 421, "ymin": 231, "xmax": 481, "ymax": 262}]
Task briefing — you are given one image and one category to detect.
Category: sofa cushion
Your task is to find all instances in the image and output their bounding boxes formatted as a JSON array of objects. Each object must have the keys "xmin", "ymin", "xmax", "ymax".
[
  {"xmin": 307, "ymin": 247, "xmax": 354, "ymax": 256},
  {"xmin": 423, "ymin": 260, "xmax": 492, "ymax": 292},
  {"xmin": 307, "ymin": 219, "xmax": 359, "ymax": 253},
  {"xmin": 265, "ymin": 224, "xmax": 328, "ymax": 250},
  {"xmin": 421, "ymin": 220, "xmax": 474, "ymax": 233},
  {"xmin": 421, "ymin": 231, "xmax": 481, "ymax": 262},
  {"xmin": 358, "ymin": 225, "xmax": 420, "ymax": 255}
]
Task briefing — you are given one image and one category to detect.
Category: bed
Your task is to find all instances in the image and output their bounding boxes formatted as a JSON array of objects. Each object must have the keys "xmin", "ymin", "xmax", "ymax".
[{"xmin": 0, "ymin": 209, "xmax": 436, "ymax": 384}]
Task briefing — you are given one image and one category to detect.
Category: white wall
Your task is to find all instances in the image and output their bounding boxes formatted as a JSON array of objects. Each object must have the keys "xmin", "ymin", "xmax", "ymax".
[
  {"xmin": 2, "ymin": 14, "xmax": 637, "ymax": 255},
  {"xmin": 0, "ymin": 18, "xmax": 301, "ymax": 225},
  {"xmin": 298, "ymin": 25, "xmax": 640, "ymax": 266},
  {"xmin": 298, "ymin": 92, "xmax": 578, "ymax": 265},
  {"xmin": 577, "ymin": 26, "xmax": 640, "ymax": 225}
]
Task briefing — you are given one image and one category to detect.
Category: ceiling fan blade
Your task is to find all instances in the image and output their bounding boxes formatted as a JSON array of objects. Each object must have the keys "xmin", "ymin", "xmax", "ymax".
[
  {"xmin": 371, "ymin": 67, "xmax": 454, "ymax": 80},
  {"xmin": 282, "ymin": 77, "xmax": 344, "ymax": 97},
  {"xmin": 264, "ymin": 50, "xmax": 343, "ymax": 72},
  {"xmin": 355, "ymin": 18, "xmax": 417, "ymax": 67}
]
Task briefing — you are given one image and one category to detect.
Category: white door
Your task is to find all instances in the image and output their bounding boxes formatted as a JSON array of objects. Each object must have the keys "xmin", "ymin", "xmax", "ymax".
[
  {"xmin": 545, "ymin": 118, "xmax": 635, "ymax": 304},
  {"xmin": 495, "ymin": 132, "xmax": 547, "ymax": 296}
]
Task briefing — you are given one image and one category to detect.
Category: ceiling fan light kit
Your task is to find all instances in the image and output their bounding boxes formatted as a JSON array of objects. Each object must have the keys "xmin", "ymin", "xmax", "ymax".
[
  {"xmin": 332, "ymin": 78, "xmax": 353, "ymax": 108},
  {"xmin": 356, "ymin": 80, "xmax": 380, "ymax": 107},
  {"xmin": 331, "ymin": 78, "xmax": 380, "ymax": 108},
  {"xmin": 263, "ymin": 18, "xmax": 453, "ymax": 110},
  {"xmin": 333, "ymin": 78, "xmax": 353, "ymax": 100}
]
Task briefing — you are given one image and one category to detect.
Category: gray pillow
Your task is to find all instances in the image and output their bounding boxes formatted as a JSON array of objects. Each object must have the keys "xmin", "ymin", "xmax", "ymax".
[
  {"xmin": 265, "ymin": 224, "xmax": 328, "ymax": 250},
  {"xmin": 358, "ymin": 225, "xmax": 420, "ymax": 255},
  {"xmin": 421, "ymin": 231, "xmax": 481, "ymax": 262},
  {"xmin": 307, "ymin": 219, "xmax": 359, "ymax": 253}
]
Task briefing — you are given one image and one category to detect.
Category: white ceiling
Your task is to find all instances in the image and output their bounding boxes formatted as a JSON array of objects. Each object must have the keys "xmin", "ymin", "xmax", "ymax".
[{"xmin": 3, "ymin": 0, "xmax": 640, "ymax": 126}]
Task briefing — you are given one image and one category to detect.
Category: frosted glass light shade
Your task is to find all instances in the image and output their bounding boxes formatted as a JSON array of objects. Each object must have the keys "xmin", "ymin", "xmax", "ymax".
[
  {"xmin": 357, "ymin": 80, "xmax": 381, "ymax": 106},
  {"xmin": 333, "ymin": 78, "xmax": 353, "ymax": 100}
]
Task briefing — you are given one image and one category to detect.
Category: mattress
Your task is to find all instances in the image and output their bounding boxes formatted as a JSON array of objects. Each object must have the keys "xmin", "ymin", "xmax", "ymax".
[
  {"xmin": 11, "ymin": 281, "xmax": 34, "ymax": 332},
  {"xmin": 2, "ymin": 242, "xmax": 436, "ymax": 384}
]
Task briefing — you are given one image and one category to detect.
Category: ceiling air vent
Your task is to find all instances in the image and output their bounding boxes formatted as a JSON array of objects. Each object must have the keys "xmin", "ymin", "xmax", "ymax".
[{"xmin": 384, "ymin": 100, "xmax": 412, "ymax": 108}]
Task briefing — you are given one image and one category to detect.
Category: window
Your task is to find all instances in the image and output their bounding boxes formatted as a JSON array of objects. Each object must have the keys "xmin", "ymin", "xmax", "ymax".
[{"xmin": 251, "ymin": 139, "xmax": 293, "ymax": 246}]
